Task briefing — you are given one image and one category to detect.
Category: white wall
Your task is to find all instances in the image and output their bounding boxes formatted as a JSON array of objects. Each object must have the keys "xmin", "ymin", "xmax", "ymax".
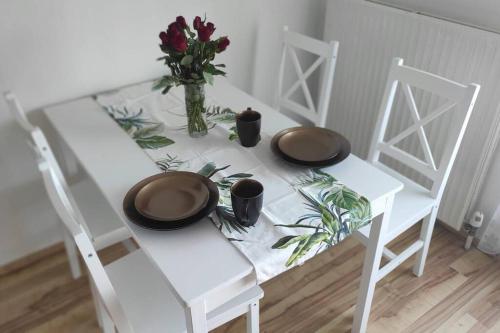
[{"xmin": 0, "ymin": 0, "xmax": 326, "ymax": 266}]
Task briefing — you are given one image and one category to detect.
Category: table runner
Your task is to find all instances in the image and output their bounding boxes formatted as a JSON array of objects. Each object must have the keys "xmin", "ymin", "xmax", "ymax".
[{"xmin": 95, "ymin": 81, "xmax": 371, "ymax": 282}]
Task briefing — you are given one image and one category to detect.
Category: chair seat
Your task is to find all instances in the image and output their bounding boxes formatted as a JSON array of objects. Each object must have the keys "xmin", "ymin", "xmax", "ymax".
[
  {"xmin": 106, "ymin": 250, "xmax": 187, "ymax": 333},
  {"xmin": 358, "ymin": 175, "xmax": 436, "ymax": 243},
  {"xmin": 106, "ymin": 249, "xmax": 263, "ymax": 333},
  {"xmin": 70, "ymin": 177, "xmax": 130, "ymax": 249}
]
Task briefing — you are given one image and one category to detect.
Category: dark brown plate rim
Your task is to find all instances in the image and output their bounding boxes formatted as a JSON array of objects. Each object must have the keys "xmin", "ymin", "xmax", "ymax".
[
  {"xmin": 123, "ymin": 171, "xmax": 219, "ymax": 231},
  {"xmin": 271, "ymin": 127, "xmax": 351, "ymax": 167}
]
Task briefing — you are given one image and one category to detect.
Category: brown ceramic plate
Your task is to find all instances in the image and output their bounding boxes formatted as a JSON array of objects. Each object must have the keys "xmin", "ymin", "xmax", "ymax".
[
  {"xmin": 277, "ymin": 127, "xmax": 341, "ymax": 162},
  {"xmin": 134, "ymin": 173, "xmax": 209, "ymax": 221},
  {"xmin": 123, "ymin": 172, "xmax": 219, "ymax": 230},
  {"xmin": 271, "ymin": 127, "xmax": 351, "ymax": 167}
]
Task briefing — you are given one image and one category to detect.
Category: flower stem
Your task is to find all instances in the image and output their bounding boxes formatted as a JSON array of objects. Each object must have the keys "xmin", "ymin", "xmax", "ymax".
[{"xmin": 185, "ymin": 83, "xmax": 208, "ymax": 137}]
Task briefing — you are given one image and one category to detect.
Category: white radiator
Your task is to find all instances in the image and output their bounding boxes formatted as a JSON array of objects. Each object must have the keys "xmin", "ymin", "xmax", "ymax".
[{"xmin": 324, "ymin": 0, "xmax": 500, "ymax": 230}]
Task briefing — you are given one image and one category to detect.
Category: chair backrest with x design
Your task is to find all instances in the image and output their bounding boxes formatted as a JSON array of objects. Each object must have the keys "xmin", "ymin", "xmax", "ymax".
[
  {"xmin": 275, "ymin": 26, "xmax": 339, "ymax": 127},
  {"xmin": 368, "ymin": 58, "xmax": 480, "ymax": 202}
]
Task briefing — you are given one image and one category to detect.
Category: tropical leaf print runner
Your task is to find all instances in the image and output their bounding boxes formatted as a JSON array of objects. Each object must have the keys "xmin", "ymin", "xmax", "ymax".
[{"xmin": 95, "ymin": 81, "xmax": 371, "ymax": 282}]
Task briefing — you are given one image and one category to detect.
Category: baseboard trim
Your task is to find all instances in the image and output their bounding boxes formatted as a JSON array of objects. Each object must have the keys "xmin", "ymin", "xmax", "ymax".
[{"xmin": 437, "ymin": 219, "xmax": 466, "ymax": 239}]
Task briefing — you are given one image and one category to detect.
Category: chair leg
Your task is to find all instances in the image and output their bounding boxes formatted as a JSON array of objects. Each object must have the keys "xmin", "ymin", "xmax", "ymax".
[
  {"xmin": 89, "ymin": 279, "xmax": 104, "ymax": 329},
  {"xmin": 100, "ymin": 302, "xmax": 116, "ymax": 333},
  {"xmin": 352, "ymin": 195, "xmax": 394, "ymax": 333},
  {"xmin": 62, "ymin": 227, "xmax": 81, "ymax": 279},
  {"xmin": 413, "ymin": 208, "xmax": 438, "ymax": 277},
  {"xmin": 246, "ymin": 301, "xmax": 259, "ymax": 333}
]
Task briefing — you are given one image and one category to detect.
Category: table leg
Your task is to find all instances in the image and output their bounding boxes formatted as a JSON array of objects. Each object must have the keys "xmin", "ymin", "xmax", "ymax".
[
  {"xmin": 246, "ymin": 301, "xmax": 259, "ymax": 333},
  {"xmin": 186, "ymin": 300, "xmax": 208, "ymax": 333},
  {"xmin": 352, "ymin": 195, "xmax": 394, "ymax": 333}
]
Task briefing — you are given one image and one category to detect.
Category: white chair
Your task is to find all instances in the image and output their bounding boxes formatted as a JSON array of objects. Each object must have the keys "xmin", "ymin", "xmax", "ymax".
[
  {"xmin": 275, "ymin": 26, "xmax": 339, "ymax": 127},
  {"xmin": 36, "ymin": 130, "xmax": 264, "ymax": 333},
  {"xmin": 356, "ymin": 57, "xmax": 480, "ymax": 281},
  {"xmin": 4, "ymin": 91, "xmax": 134, "ymax": 279},
  {"xmin": 352, "ymin": 57, "xmax": 479, "ymax": 333}
]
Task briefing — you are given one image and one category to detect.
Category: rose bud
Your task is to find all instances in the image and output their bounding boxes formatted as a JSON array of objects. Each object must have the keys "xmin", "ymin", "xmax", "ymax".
[
  {"xmin": 176, "ymin": 16, "xmax": 187, "ymax": 28},
  {"xmin": 206, "ymin": 22, "xmax": 216, "ymax": 34},
  {"xmin": 216, "ymin": 36, "xmax": 230, "ymax": 52},
  {"xmin": 197, "ymin": 22, "xmax": 215, "ymax": 42},
  {"xmin": 193, "ymin": 16, "xmax": 202, "ymax": 30},
  {"xmin": 197, "ymin": 26, "xmax": 209, "ymax": 42},
  {"xmin": 159, "ymin": 31, "xmax": 169, "ymax": 45}
]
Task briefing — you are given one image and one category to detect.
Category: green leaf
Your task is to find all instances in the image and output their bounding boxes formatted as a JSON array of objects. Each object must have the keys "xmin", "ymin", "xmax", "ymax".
[
  {"xmin": 319, "ymin": 205, "xmax": 339, "ymax": 234},
  {"xmin": 180, "ymin": 55, "xmax": 193, "ymax": 66},
  {"xmin": 135, "ymin": 136, "xmax": 174, "ymax": 149},
  {"xmin": 313, "ymin": 169, "xmax": 336, "ymax": 182},
  {"xmin": 197, "ymin": 162, "xmax": 217, "ymax": 177},
  {"xmin": 275, "ymin": 223, "xmax": 324, "ymax": 230},
  {"xmin": 161, "ymin": 85, "xmax": 173, "ymax": 94},
  {"xmin": 349, "ymin": 196, "xmax": 371, "ymax": 229},
  {"xmin": 285, "ymin": 232, "xmax": 329, "ymax": 267},
  {"xmin": 296, "ymin": 214, "xmax": 321, "ymax": 224},
  {"xmin": 153, "ymin": 75, "xmax": 182, "ymax": 94},
  {"xmin": 132, "ymin": 124, "xmax": 163, "ymax": 139},
  {"xmin": 226, "ymin": 173, "xmax": 253, "ymax": 179},
  {"xmin": 324, "ymin": 184, "xmax": 361, "ymax": 211},
  {"xmin": 152, "ymin": 76, "xmax": 177, "ymax": 90},
  {"xmin": 229, "ymin": 132, "xmax": 238, "ymax": 141},
  {"xmin": 203, "ymin": 71, "xmax": 214, "ymax": 85},
  {"xmin": 118, "ymin": 122, "xmax": 133, "ymax": 131},
  {"xmin": 295, "ymin": 169, "xmax": 336, "ymax": 188},
  {"xmin": 204, "ymin": 64, "xmax": 226, "ymax": 76},
  {"xmin": 272, "ymin": 235, "xmax": 309, "ymax": 249},
  {"xmin": 215, "ymin": 64, "xmax": 226, "ymax": 68}
]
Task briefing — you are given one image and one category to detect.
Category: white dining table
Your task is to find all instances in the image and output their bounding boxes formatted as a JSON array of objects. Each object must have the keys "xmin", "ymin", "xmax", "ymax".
[{"xmin": 43, "ymin": 78, "xmax": 403, "ymax": 333}]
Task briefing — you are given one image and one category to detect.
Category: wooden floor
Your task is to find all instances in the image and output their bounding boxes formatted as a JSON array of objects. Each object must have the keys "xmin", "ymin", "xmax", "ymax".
[{"xmin": 1, "ymin": 225, "xmax": 499, "ymax": 333}]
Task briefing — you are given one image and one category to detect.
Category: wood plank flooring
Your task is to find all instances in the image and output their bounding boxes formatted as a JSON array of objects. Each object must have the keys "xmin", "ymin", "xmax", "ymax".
[{"xmin": 0, "ymin": 225, "xmax": 499, "ymax": 333}]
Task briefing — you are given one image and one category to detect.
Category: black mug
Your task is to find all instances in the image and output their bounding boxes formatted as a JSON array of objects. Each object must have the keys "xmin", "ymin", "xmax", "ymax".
[
  {"xmin": 236, "ymin": 107, "xmax": 261, "ymax": 147},
  {"xmin": 230, "ymin": 179, "xmax": 263, "ymax": 227}
]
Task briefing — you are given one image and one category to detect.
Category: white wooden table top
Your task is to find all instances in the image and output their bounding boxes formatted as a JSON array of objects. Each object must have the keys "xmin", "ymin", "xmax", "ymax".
[{"xmin": 43, "ymin": 78, "xmax": 403, "ymax": 307}]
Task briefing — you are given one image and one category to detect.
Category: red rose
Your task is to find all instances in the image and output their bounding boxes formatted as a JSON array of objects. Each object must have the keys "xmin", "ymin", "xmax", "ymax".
[
  {"xmin": 176, "ymin": 16, "xmax": 187, "ymax": 28},
  {"xmin": 193, "ymin": 16, "xmax": 202, "ymax": 30},
  {"xmin": 159, "ymin": 21, "xmax": 188, "ymax": 52},
  {"xmin": 167, "ymin": 22, "xmax": 180, "ymax": 34},
  {"xmin": 169, "ymin": 33, "xmax": 187, "ymax": 52},
  {"xmin": 197, "ymin": 22, "xmax": 215, "ymax": 42},
  {"xmin": 216, "ymin": 36, "xmax": 230, "ymax": 52}
]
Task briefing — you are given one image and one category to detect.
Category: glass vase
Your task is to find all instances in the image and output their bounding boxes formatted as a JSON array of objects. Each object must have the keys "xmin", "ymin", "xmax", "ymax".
[{"xmin": 184, "ymin": 83, "xmax": 208, "ymax": 138}]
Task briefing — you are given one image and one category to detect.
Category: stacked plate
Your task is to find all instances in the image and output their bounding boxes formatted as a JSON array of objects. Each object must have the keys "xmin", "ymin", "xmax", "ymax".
[
  {"xmin": 123, "ymin": 172, "xmax": 219, "ymax": 230},
  {"xmin": 271, "ymin": 127, "xmax": 351, "ymax": 167}
]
